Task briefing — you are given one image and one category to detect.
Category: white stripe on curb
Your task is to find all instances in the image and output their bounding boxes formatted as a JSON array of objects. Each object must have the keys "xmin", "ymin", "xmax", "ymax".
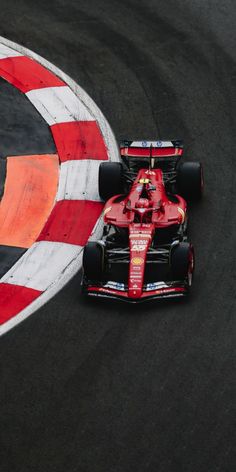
[
  {"xmin": 26, "ymin": 86, "xmax": 94, "ymax": 125},
  {"xmin": 1, "ymin": 241, "xmax": 82, "ymax": 292},
  {"xmin": 56, "ymin": 160, "xmax": 103, "ymax": 202},
  {"xmin": 0, "ymin": 44, "xmax": 23, "ymax": 59}
]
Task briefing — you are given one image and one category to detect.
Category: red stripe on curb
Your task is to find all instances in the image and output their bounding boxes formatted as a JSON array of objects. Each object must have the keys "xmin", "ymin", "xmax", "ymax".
[
  {"xmin": 0, "ymin": 56, "xmax": 64, "ymax": 92},
  {"xmin": 37, "ymin": 200, "xmax": 103, "ymax": 246},
  {"xmin": 0, "ymin": 283, "xmax": 41, "ymax": 324},
  {"xmin": 51, "ymin": 121, "xmax": 108, "ymax": 162}
]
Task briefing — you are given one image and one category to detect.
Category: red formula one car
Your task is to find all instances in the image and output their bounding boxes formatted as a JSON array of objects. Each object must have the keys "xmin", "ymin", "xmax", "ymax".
[{"xmin": 82, "ymin": 140, "xmax": 203, "ymax": 302}]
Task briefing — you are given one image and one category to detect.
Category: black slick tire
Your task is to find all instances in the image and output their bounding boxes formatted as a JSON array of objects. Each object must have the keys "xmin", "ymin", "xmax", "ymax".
[
  {"xmin": 177, "ymin": 161, "xmax": 203, "ymax": 201},
  {"xmin": 99, "ymin": 162, "xmax": 124, "ymax": 201},
  {"xmin": 171, "ymin": 242, "xmax": 194, "ymax": 286},
  {"xmin": 83, "ymin": 242, "xmax": 104, "ymax": 281}
]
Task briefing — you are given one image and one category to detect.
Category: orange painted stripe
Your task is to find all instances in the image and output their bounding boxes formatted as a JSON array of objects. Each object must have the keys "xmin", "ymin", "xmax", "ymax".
[{"xmin": 0, "ymin": 154, "xmax": 59, "ymax": 248}]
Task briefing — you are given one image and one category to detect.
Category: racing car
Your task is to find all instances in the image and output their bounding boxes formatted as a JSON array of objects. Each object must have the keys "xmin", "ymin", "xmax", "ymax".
[{"xmin": 82, "ymin": 140, "xmax": 203, "ymax": 302}]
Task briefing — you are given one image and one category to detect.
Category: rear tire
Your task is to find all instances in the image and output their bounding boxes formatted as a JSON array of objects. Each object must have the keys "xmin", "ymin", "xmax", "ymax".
[
  {"xmin": 83, "ymin": 242, "xmax": 104, "ymax": 281},
  {"xmin": 99, "ymin": 162, "xmax": 124, "ymax": 201},
  {"xmin": 177, "ymin": 162, "xmax": 203, "ymax": 201},
  {"xmin": 171, "ymin": 242, "xmax": 194, "ymax": 286}
]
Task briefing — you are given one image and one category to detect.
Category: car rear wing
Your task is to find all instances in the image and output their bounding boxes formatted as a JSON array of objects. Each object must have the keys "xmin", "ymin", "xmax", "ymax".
[{"xmin": 120, "ymin": 140, "xmax": 183, "ymax": 158}]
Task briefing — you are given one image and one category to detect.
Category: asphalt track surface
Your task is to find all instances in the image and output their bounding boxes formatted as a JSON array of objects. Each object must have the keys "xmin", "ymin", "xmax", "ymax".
[{"xmin": 0, "ymin": 1, "xmax": 235, "ymax": 471}]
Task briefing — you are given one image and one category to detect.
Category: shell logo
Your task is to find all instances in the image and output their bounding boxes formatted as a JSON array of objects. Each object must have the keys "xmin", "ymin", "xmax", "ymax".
[{"xmin": 131, "ymin": 257, "xmax": 144, "ymax": 265}]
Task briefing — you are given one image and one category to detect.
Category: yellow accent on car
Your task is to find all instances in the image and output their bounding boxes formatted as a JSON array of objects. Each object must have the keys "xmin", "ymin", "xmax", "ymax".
[
  {"xmin": 131, "ymin": 257, "xmax": 144, "ymax": 265},
  {"xmin": 177, "ymin": 207, "xmax": 185, "ymax": 223},
  {"xmin": 103, "ymin": 206, "xmax": 112, "ymax": 216}
]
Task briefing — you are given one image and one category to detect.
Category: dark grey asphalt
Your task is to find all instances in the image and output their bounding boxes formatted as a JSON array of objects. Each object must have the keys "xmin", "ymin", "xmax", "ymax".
[
  {"xmin": 0, "ymin": 1, "xmax": 235, "ymax": 471},
  {"xmin": 0, "ymin": 78, "xmax": 55, "ymax": 157}
]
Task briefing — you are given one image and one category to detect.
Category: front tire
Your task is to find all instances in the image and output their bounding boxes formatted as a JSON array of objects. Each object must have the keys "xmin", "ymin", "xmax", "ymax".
[
  {"xmin": 171, "ymin": 242, "xmax": 194, "ymax": 287},
  {"xmin": 83, "ymin": 242, "xmax": 104, "ymax": 281}
]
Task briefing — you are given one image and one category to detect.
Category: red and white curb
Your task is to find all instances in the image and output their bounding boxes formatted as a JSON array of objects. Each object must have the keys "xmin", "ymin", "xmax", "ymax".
[{"xmin": 0, "ymin": 37, "xmax": 119, "ymax": 335}]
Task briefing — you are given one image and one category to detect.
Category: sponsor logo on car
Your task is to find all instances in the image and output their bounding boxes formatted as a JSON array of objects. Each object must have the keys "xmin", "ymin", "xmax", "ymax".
[
  {"xmin": 131, "ymin": 266, "xmax": 141, "ymax": 271},
  {"xmin": 131, "ymin": 257, "xmax": 144, "ymax": 265},
  {"xmin": 145, "ymin": 282, "xmax": 168, "ymax": 291},
  {"xmin": 130, "ymin": 233, "xmax": 152, "ymax": 239},
  {"xmin": 132, "ymin": 245, "xmax": 146, "ymax": 251},
  {"xmin": 104, "ymin": 281, "xmax": 125, "ymax": 291}
]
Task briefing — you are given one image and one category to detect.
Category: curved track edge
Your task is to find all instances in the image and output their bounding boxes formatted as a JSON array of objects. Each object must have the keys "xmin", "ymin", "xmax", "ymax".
[{"xmin": 0, "ymin": 36, "xmax": 119, "ymax": 336}]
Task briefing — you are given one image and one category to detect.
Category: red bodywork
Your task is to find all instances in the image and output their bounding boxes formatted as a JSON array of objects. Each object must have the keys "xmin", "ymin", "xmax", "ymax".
[{"xmin": 88, "ymin": 168, "xmax": 187, "ymax": 301}]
